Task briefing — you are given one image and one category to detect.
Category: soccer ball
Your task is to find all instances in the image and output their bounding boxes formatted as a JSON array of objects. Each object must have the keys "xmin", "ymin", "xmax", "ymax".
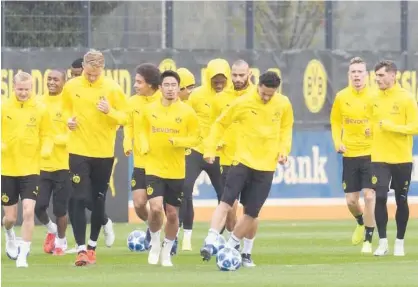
[
  {"xmin": 216, "ymin": 247, "xmax": 242, "ymax": 271},
  {"xmin": 127, "ymin": 230, "xmax": 147, "ymax": 252},
  {"xmin": 211, "ymin": 235, "xmax": 226, "ymax": 256}
]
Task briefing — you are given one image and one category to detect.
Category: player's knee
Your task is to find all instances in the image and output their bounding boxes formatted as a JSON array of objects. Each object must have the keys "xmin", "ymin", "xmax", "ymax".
[
  {"xmin": 243, "ymin": 204, "xmax": 260, "ymax": 219},
  {"xmin": 149, "ymin": 202, "xmax": 163, "ymax": 215},
  {"xmin": 22, "ymin": 204, "xmax": 35, "ymax": 222},
  {"xmin": 165, "ymin": 207, "xmax": 178, "ymax": 224},
  {"xmin": 395, "ymin": 192, "xmax": 408, "ymax": 206},
  {"xmin": 3, "ymin": 213, "xmax": 17, "ymax": 226},
  {"xmin": 363, "ymin": 189, "xmax": 376, "ymax": 204},
  {"xmin": 375, "ymin": 188, "xmax": 388, "ymax": 202},
  {"xmin": 34, "ymin": 202, "xmax": 47, "ymax": 219},
  {"xmin": 53, "ymin": 202, "xmax": 68, "ymax": 218},
  {"xmin": 133, "ymin": 191, "xmax": 148, "ymax": 208}
]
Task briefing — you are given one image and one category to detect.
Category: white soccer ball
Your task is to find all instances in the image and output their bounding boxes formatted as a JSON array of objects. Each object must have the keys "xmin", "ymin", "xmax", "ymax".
[
  {"xmin": 127, "ymin": 230, "xmax": 147, "ymax": 252},
  {"xmin": 216, "ymin": 247, "xmax": 242, "ymax": 271},
  {"xmin": 211, "ymin": 235, "xmax": 226, "ymax": 256}
]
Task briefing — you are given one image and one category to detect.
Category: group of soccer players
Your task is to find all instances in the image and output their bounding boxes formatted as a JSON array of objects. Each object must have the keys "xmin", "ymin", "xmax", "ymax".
[
  {"xmin": 331, "ymin": 57, "xmax": 418, "ymax": 256},
  {"xmin": 2, "ymin": 49, "xmax": 414, "ymax": 269},
  {"xmin": 2, "ymin": 49, "xmax": 293, "ymax": 268}
]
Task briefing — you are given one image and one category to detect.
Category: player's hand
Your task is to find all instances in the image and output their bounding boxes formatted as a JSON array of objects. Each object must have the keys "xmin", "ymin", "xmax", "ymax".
[
  {"xmin": 125, "ymin": 150, "xmax": 132, "ymax": 156},
  {"xmin": 204, "ymin": 157, "xmax": 215, "ymax": 164},
  {"xmin": 337, "ymin": 144, "xmax": 346, "ymax": 154},
  {"xmin": 278, "ymin": 154, "xmax": 288, "ymax": 165},
  {"xmin": 97, "ymin": 98, "xmax": 110, "ymax": 114},
  {"xmin": 68, "ymin": 117, "xmax": 77, "ymax": 130},
  {"xmin": 365, "ymin": 128, "xmax": 371, "ymax": 137}
]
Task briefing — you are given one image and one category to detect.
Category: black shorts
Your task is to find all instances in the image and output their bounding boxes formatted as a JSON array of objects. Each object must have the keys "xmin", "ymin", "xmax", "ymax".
[
  {"xmin": 1, "ymin": 175, "xmax": 39, "ymax": 206},
  {"xmin": 221, "ymin": 163, "xmax": 274, "ymax": 218},
  {"xmin": 371, "ymin": 162, "xmax": 413, "ymax": 196},
  {"xmin": 36, "ymin": 170, "xmax": 72, "ymax": 216},
  {"xmin": 220, "ymin": 165, "xmax": 231, "ymax": 190},
  {"xmin": 221, "ymin": 164, "xmax": 248, "ymax": 204},
  {"xmin": 69, "ymin": 154, "xmax": 114, "ymax": 201},
  {"xmin": 131, "ymin": 167, "xmax": 146, "ymax": 191},
  {"xmin": 342, "ymin": 155, "xmax": 372, "ymax": 193},
  {"xmin": 146, "ymin": 175, "xmax": 184, "ymax": 207}
]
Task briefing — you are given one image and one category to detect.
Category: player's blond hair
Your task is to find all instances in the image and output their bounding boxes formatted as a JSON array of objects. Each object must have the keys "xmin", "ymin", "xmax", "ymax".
[
  {"xmin": 13, "ymin": 71, "xmax": 32, "ymax": 83},
  {"xmin": 83, "ymin": 49, "xmax": 105, "ymax": 69},
  {"xmin": 349, "ymin": 57, "xmax": 366, "ymax": 67}
]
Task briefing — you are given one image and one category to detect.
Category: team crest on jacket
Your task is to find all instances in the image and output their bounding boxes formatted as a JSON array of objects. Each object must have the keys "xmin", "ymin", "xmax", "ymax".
[{"xmin": 175, "ymin": 117, "xmax": 182, "ymax": 123}]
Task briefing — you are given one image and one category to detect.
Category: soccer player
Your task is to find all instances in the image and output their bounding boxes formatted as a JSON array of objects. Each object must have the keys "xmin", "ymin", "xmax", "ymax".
[
  {"xmin": 180, "ymin": 59, "xmax": 230, "ymax": 251},
  {"xmin": 66, "ymin": 57, "xmax": 116, "ymax": 254},
  {"xmin": 369, "ymin": 60, "xmax": 418, "ymax": 256},
  {"xmin": 330, "ymin": 57, "xmax": 376, "ymax": 253},
  {"xmin": 176, "ymin": 67, "xmax": 196, "ymax": 102},
  {"xmin": 2, "ymin": 71, "xmax": 53, "ymax": 267},
  {"xmin": 70, "ymin": 58, "xmax": 83, "ymax": 78},
  {"xmin": 200, "ymin": 71, "xmax": 293, "ymax": 262},
  {"xmin": 62, "ymin": 50, "xmax": 128, "ymax": 266},
  {"xmin": 137, "ymin": 70, "xmax": 199, "ymax": 266},
  {"xmin": 123, "ymin": 63, "xmax": 162, "ymax": 248},
  {"xmin": 35, "ymin": 70, "xmax": 72, "ymax": 255}
]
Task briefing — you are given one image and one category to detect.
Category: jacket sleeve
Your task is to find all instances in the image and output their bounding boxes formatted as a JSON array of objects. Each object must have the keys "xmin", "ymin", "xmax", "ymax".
[
  {"xmin": 137, "ymin": 111, "xmax": 150, "ymax": 155},
  {"xmin": 61, "ymin": 83, "xmax": 73, "ymax": 124},
  {"xmin": 330, "ymin": 94, "xmax": 343, "ymax": 151},
  {"xmin": 278, "ymin": 99, "xmax": 294, "ymax": 156},
  {"xmin": 40, "ymin": 107, "xmax": 54, "ymax": 159},
  {"xmin": 107, "ymin": 85, "xmax": 128, "ymax": 125},
  {"xmin": 204, "ymin": 102, "xmax": 238, "ymax": 158},
  {"xmin": 172, "ymin": 110, "xmax": 200, "ymax": 148}
]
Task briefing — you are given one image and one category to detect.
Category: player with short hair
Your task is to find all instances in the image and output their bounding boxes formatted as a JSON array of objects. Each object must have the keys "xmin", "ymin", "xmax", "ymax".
[
  {"xmin": 200, "ymin": 71, "xmax": 293, "ymax": 262},
  {"xmin": 137, "ymin": 70, "xmax": 199, "ymax": 266},
  {"xmin": 370, "ymin": 60, "xmax": 418, "ymax": 256},
  {"xmin": 63, "ymin": 50, "xmax": 128, "ymax": 266},
  {"xmin": 66, "ymin": 57, "xmax": 115, "ymax": 254},
  {"xmin": 2, "ymin": 71, "xmax": 53, "ymax": 267},
  {"xmin": 176, "ymin": 67, "xmax": 196, "ymax": 102},
  {"xmin": 330, "ymin": 57, "xmax": 376, "ymax": 253},
  {"xmin": 124, "ymin": 63, "xmax": 162, "ymax": 248},
  {"xmin": 35, "ymin": 70, "xmax": 72, "ymax": 256},
  {"xmin": 179, "ymin": 59, "xmax": 230, "ymax": 251}
]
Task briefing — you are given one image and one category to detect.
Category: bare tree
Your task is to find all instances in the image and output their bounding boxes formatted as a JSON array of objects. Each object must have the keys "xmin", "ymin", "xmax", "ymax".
[{"xmin": 254, "ymin": 1, "xmax": 325, "ymax": 50}]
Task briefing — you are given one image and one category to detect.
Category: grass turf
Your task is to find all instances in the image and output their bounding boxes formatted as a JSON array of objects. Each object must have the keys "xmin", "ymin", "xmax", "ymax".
[{"xmin": 1, "ymin": 220, "xmax": 418, "ymax": 287}]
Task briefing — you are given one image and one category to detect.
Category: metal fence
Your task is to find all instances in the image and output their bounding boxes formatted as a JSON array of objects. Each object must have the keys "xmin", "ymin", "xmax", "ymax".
[{"xmin": 2, "ymin": 1, "xmax": 416, "ymax": 51}]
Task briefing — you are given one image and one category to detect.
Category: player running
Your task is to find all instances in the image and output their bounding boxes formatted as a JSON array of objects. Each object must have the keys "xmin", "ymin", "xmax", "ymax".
[
  {"xmin": 330, "ymin": 57, "xmax": 376, "ymax": 253},
  {"xmin": 2, "ymin": 72, "xmax": 53, "ymax": 267},
  {"xmin": 62, "ymin": 50, "xmax": 128, "ymax": 266},
  {"xmin": 369, "ymin": 60, "xmax": 418, "ymax": 256},
  {"xmin": 200, "ymin": 71, "xmax": 293, "ymax": 262},
  {"xmin": 35, "ymin": 70, "xmax": 72, "ymax": 255},
  {"xmin": 179, "ymin": 59, "xmax": 231, "ymax": 250},
  {"xmin": 137, "ymin": 70, "xmax": 199, "ymax": 266}
]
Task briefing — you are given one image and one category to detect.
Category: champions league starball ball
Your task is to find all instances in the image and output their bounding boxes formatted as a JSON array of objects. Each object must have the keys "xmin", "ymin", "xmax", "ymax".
[
  {"xmin": 216, "ymin": 247, "xmax": 242, "ymax": 271},
  {"xmin": 127, "ymin": 230, "xmax": 147, "ymax": 252}
]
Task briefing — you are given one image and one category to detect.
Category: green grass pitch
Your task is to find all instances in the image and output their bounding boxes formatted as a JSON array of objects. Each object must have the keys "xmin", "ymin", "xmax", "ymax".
[{"xmin": 2, "ymin": 220, "xmax": 418, "ymax": 287}]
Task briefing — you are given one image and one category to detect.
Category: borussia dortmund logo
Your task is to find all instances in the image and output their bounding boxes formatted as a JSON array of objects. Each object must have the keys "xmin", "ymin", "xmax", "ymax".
[
  {"xmin": 1, "ymin": 194, "xmax": 9, "ymax": 203},
  {"xmin": 185, "ymin": 148, "xmax": 192, "ymax": 156},
  {"xmin": 371, "ymin": 176, "xmax": 378, "ymax": 185},
  {"xmin": 131, "ymin": 179, "xmax": 136, "ymax": 188},
  {"xmin": 146, "ymin": 185, "xmax": 154, "ymax": 196},
  {"xmin": 220, "ymin": 166, "xmax": 223, "ymax": 174},
  {"xmin": 342, "ymin": 181, "xmax": 346, "ymax": 190}
]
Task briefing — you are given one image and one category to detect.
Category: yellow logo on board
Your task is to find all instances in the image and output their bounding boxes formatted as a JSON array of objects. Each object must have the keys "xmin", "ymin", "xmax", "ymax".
[
  {"xmin": 303, "ymin": 59, "xmax": 327, "ymax": 114},
  {"xmin": 159, "ymin": 58, "xmax": 176, "ymax": 73}
]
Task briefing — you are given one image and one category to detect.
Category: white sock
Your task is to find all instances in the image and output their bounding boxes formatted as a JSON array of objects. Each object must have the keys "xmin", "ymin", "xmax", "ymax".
[
  {"xmin": 395, "ymin": 238, "xmax": 404, "ymax": 243},
  {"xmin": 162, "ymin": 238, "xmax": 174, "ymax": 258},
  {"xmin": 45, "ymin": 220, "xmax": 57, "ymax": 234},
  {"xmin": 205, "ymin": 228, "xmax": 219, "ymax": 245},
  {"xmin": 242, "ymin": 237, "xmax": 255, "ymax": 254},
  {"xmin": 226, "ymin": 233, "xmax": 240, "ymax": 248},
  {"xmin": 183, "ymin": 229, "xmax": 192, "ymax": 241},
  {"xmin": 19, "ymin": 241, "xmax": 31, "ymax": 256},
  {"xmin": 104, "ymin": 218, "xmax": 112, "ymax": 228},
  {"xmin": 55, "ymin": 237, "xmax": 67, "ymax": 249},
  {"xmin": 88, "ymin": 240, "xmax": 97, "ymax": 248},
  {"xmin": 77, "ymin": 244, "xmax": 87, "ymax": 253},
  {"xmin": 150, "ymin": 230, "xmax": 161, "ymax": 246},
  {"xmin": 379, "ymin": 238, "xmax": 388, "ymax": 245},
  {"xmin": 225, "ymin": 229, "xmax": 232, "ymax": 239},
  {"xmin": 4, "ymin": 226, "xmax": 16, "ymax": 240}
]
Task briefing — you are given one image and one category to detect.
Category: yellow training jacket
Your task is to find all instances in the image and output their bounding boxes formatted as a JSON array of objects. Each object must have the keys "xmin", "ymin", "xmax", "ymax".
[
  {"xmin": 1, "ymin": 94, "xmax": 53, "ymax": 176},
  {"xmin": 62, "ymin": 73, "xmax": 128, "ymax": 158},
  {"xmin": 39, "ymin": 93, "xmax": 70, "ymax": 171},
  {"xmin": 210, "ymin": 82, "xmax": 255, "ymax": 166},
  {"xmin": 330, "ymin": 86, "xmax": 375, "ymax": 157},
  {"xmin": 188, "ymin": 59, "xmax": 232, "ymax": 154},
  {"xmin": 138, "ymin": 99, "xmax": 199, "ymax": 179},
  {"xmin": 123, "ymin": 90, "xmax": 162, "ymax": 168},
  {"xmin": 369, "ymin": 84, "xmax": 418, "ymax": 164},
  {"xmin": 204, "ymin": 90, "xmax": 294, "ymax": 172}
]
